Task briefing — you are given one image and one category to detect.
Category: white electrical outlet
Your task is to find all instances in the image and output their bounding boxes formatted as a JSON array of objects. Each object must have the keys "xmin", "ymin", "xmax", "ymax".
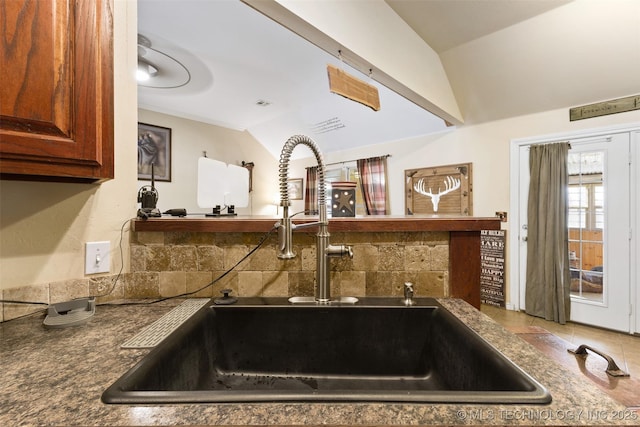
[{"xmin": 85, "ymin": 241, "xmax": 110, "ymax": 274}]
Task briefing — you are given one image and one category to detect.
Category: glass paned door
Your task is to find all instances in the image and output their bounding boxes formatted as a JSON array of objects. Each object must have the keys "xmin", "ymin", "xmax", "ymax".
[
  {"xmin": 515, "ymin": 129, "xmax": 636, "ymax": 334},
  {"xmin": 567, "ymin": 134, "xmax": 631, "ymax": 332}
]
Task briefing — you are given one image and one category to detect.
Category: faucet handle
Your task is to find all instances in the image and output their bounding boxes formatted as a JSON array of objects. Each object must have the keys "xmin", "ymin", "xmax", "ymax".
[
  {"xmin": 326, "ymin": 244, "xmax": 353, "ymax": 258},
  {"xmin": 345, "ymin": 245, "xmax": 353, "ymax": 258}
]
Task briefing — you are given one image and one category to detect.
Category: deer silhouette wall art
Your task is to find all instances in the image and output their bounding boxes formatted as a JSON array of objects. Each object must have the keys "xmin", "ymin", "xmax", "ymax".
[
  {"xmin": 404, "ymin": 163, "xmax": 472, "ymax": 215},
  {"xmin": 413, "ymin": 176, "xmax": 461, "ymax": 212}
]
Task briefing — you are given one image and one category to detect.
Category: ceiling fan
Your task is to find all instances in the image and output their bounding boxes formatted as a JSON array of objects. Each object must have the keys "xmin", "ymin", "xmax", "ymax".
[{"xmin": 137, "ymin": 34, "xmax": 191, "ymax": 89}]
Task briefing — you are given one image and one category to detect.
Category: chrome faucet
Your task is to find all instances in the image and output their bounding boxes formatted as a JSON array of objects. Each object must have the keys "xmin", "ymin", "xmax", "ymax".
[{"xmin": 276, "ymin": 135, "xmax": 353, "ymax": 303}]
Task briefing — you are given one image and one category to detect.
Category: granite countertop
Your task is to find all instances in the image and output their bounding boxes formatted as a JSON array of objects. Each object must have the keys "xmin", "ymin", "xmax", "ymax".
[{"xmin": 1, "ymin": 298, "xmax": 637, "ymax": 426}]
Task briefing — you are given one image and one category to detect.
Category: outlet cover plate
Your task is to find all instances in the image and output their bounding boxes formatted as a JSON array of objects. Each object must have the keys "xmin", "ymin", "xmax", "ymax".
[{"xmin": 85, "ymin": 241, "xmax": 110, "ymax": 274}]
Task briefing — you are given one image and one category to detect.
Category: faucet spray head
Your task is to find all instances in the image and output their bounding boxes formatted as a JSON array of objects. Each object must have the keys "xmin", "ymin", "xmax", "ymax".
[{"xmin": 277, "ymin": 206, "xmax": 296, "ymax": 259}]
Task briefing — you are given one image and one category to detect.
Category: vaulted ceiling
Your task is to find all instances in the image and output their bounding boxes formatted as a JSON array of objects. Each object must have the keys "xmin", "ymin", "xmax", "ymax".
[{"xmin": 137, "ymin": 0, "xmax": 639, "ymax": 159}]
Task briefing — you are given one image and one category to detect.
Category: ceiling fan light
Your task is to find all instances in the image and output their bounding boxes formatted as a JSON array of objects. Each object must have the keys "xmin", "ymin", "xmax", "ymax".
[
  {"xmin": 136, "ymin": 68, "xmax": 150, "ymax": 82},
  {"xmin": 137, "ymin": 59, "xmax": 158, "ymax": 82}
]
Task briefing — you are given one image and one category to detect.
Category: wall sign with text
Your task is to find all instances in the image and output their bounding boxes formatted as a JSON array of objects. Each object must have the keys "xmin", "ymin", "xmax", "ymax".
[{"xmin": 480, "ymin": 229, "xmax": 506, "ymax": 307}]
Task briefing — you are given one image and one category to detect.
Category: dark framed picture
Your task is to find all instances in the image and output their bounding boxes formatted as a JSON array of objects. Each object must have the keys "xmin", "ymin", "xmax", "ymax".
[
  {"xmin": 138, "ymin": 123, "xmax": 171, "ymax": 181},
  {"xmin": 287, "ymin": 178, "xmax": 303, "ymax": 200}
]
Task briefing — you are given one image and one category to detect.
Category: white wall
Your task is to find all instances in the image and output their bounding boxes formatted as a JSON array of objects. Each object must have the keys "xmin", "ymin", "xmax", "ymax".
[
  {"xmin": 290, "ymin": 108, "xmax": 640, "ymax": 220},
  {"xmin": 0, "ymin": 0, "xmax": 139, "ymax": 290},
  {"xmin": 138, "ymin": 110, "xmax": 280, "ymax": 216},
  {"xmin": 439, "ymin": 0, "xmax": 640, "ymax": 125}
]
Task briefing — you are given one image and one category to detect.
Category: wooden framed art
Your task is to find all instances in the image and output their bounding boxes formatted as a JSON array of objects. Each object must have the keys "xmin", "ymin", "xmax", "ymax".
[
  {"xmin": 137, "ymin": 122, "xmax": 171, "ymax": 181},
  {"xmin": 405, "ymin": 163, "xmax": 472, "ymax": 215}
]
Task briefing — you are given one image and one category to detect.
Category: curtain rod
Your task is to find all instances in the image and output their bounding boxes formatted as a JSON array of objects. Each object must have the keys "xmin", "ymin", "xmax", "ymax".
[{"xmin": 324, "ymin": 154, "xmax": 391, "ymax": 168}]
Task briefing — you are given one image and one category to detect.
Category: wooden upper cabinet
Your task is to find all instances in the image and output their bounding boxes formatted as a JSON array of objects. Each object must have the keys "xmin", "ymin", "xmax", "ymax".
[{"xmin": 0, "ymin": 0, "xmax": 114, "ymax": 182}]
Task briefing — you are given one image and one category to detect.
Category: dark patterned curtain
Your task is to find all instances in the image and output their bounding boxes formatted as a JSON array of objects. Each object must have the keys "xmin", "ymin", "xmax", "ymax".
[
  {"xmin": 356, "ymin": 156, "xmax": 388, "ymax": 215},
  {"xmin": 304, "ymin": 166, "xmax": 318, "ymax": 215}
]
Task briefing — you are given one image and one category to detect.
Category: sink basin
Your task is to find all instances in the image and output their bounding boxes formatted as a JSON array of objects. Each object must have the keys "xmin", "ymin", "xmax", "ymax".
[{"xmin": 102, "ymin": 298, "xmax": 551, "ymax": 404}]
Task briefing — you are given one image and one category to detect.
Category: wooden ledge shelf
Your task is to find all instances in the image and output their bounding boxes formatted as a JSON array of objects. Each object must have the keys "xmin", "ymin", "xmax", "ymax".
[{"xmin": 132, "ymin": 215, "xmax": 500, "ymax": 233}]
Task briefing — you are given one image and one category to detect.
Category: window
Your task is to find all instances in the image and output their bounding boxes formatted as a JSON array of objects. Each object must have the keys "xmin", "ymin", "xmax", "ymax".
[
  {"xmin": 567, "ymin": 151, "xmax": 604, "ymax": 230},
  {"xmin": 324, "ymin": 163, "xmax": 366, "ymax": 216},
  {"xmin": 567, "ymin": 150, "xmax": 604, "ymax": 301},
  {"xmin": 568, "ymin": 181, "xmax": 603, "ymax": 230}
]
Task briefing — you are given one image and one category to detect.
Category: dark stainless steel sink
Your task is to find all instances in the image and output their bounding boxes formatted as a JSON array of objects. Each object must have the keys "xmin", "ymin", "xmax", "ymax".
[{"xmin": 102, "ymin": 298, "xmax": 551, "ymax": 404}]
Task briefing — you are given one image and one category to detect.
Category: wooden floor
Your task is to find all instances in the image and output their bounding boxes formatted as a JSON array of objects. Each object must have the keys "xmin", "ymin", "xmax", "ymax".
[{"xmin": 481, "ymin": 304, "xmax": 640, "ymax": 410}]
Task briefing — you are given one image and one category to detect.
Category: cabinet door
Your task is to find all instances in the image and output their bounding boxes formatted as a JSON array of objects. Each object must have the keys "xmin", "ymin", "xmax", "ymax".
[{"xmin": 0, "ymin": 0, "xmax": 114, "ymax": 182}]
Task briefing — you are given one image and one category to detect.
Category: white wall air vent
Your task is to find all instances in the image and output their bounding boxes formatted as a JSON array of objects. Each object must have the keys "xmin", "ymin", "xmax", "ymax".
[{"xmin": 310, "ymin": 117, "xmax": 345, "ymax": 135}]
